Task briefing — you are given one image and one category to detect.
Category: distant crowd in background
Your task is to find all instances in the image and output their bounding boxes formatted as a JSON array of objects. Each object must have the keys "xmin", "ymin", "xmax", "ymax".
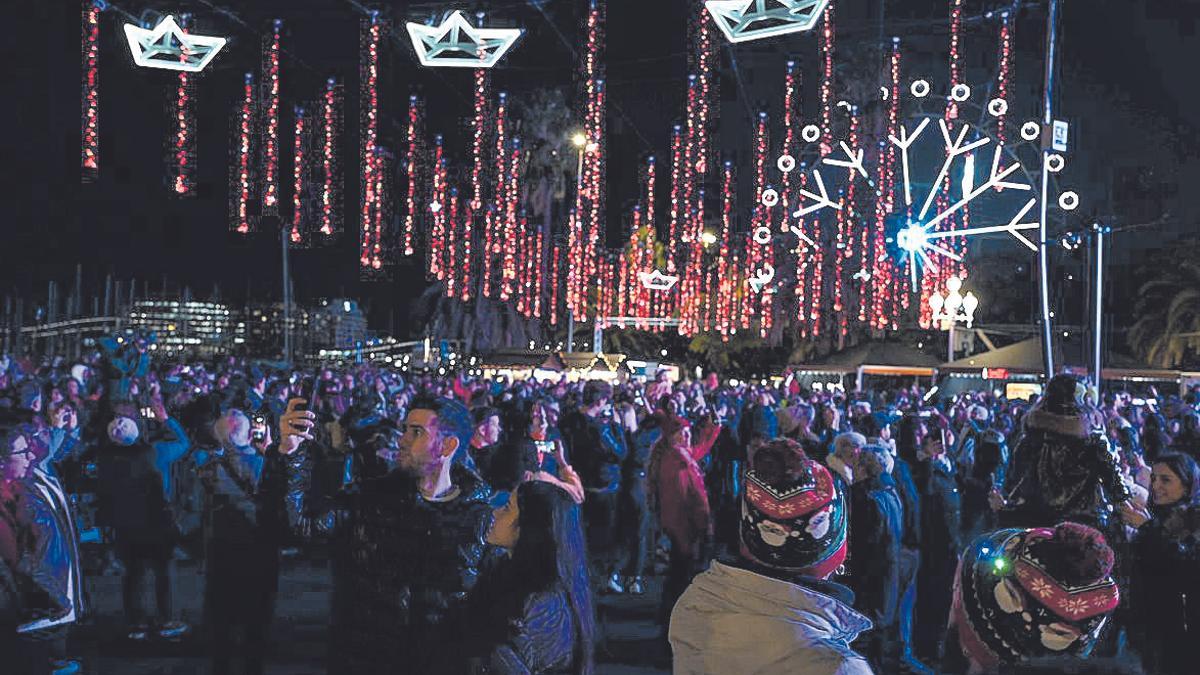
[{"xmin": 2, "ymin": 331, "xmax": 1199, "ymax": 674}]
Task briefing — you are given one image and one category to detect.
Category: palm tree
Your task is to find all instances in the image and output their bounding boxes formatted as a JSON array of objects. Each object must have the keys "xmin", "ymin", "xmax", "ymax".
[{"xmin": 1129, "ymin": 259, "xmax": 1200, "ymax": 368}]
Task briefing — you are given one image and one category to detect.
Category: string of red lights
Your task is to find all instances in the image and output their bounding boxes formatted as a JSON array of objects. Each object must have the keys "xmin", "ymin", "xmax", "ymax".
[
  {"xmin": 262, "ymin": 19, "xmax": 282, "ymax": 214},
  {"xmin": 81, "ymin": 1, "xmax": 100, "ymax": 182},
  {"xmin": 231, "ymin": 73, "xmax": 255, "ymax": 234}
]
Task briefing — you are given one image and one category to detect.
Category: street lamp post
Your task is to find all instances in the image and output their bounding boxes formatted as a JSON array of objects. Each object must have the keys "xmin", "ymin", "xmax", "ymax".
[{"xmin": 929, "ymin": 275, "xmax": 980, "ymax": 361}]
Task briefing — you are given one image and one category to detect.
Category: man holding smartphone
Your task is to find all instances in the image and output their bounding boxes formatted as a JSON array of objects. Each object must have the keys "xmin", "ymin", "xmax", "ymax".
[{"xmin": 278, "ymin": 394, "xmax": 493, "ymax": 674}]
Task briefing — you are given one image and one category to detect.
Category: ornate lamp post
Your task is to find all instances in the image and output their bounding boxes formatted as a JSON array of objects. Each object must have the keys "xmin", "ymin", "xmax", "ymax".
[{"xmin": 929, "ymin": 275, "xmax": 979, "ymax": 361}]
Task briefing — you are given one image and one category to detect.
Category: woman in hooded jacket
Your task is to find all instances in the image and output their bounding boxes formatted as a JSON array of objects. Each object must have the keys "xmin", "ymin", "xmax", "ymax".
[
  {"xmin": 998, "ymin": 374, "xmax": 1131, "ymax": 531},
  {"xmin": 1119, "ymin": 452, "xmax": 1200, "ymax": 675}
]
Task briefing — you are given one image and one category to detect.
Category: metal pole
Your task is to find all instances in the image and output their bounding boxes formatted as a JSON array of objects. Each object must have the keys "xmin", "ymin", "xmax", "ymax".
[
  {"xmin": 1037, "ymin": 0, "xmax": 1061, "ymax": 379},
  {"xmin": 282, "ymin": 226, "xmax": 292, "ymax": 364},
  {"xmin": 948, "ymin": 323, "xmax": 956, "ymax": 362},
  {"xmin": 1092, "ymin": 226, "xmax": 1105, "ymax": 387}
]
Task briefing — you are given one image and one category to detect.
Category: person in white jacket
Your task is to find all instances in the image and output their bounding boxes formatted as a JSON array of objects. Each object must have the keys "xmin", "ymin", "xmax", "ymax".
[{"xmin": 669, "ymin": 438, "xmax": 874, "ymax": 675}]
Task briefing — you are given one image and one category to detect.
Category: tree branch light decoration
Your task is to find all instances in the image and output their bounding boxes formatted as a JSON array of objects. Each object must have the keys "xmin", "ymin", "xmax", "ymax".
[
  {"xmin": 406, "ymin": 10, "xmax": 522, "ymax": 69},
  {"xmin": 124, "ymin": 14, "xmax": 226, "ymax": 72},
  {"xmin": 705, "ymin": 0, "xmax": 829, "ymax": 43}
]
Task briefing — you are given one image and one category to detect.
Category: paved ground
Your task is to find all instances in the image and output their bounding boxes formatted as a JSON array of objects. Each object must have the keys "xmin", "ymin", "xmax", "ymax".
[{"xmin": 68, "ymin": 552, "xmax": 672, "ymax": 675}]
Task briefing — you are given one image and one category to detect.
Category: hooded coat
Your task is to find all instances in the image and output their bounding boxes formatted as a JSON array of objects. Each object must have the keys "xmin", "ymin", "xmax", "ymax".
[
  {"xmin": 669, "ymin": 560, "xmax": 873, "ymax": 675},
  {"xmin": 1002, "ymin": 406, "xmax": 1130, "ymax": 530}
]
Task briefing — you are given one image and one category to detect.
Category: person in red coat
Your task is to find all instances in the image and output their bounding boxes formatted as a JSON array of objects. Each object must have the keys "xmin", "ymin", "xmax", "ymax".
[{"xmin": 648, "ymin": 414, "xmax": 719, "ymax": 633}]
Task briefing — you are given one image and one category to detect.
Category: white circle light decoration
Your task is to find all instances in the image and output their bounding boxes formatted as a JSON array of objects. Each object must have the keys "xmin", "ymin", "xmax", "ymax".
[
  {"xmin": 988, "ymin": 98, "xmax": 1009, "ymax": 117},
  {"xmin": 801, "ymin": 125, "xmax": 821, "ymax": 143},
  {"xmin": 1020, "ymin": 121, "xmax": 1041, "ymax": 141},
  {"xmin": 911, "ymin": 79, "xmax": 931, "ymax": 98},
  {"xmin": 950, "ymin": 84, "xmax": 972, "ymax": 102}
]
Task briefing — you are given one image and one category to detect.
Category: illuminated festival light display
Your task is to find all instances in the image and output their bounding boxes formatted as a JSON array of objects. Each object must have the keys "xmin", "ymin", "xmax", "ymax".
[
  {"xmin": 319, "ymin": 78, "xmax": 342, "ymax": 238},
  {"xmin": 402, "ymin": 95, "xmax": 421, "ymax": 255},
  {"xmin": 359, "ymin": 13, "xmax": 384, "ymax": 272},
  {"xmin": 81, "ymin": 1, "xmax": 101, "ymax": 182},
  {"xmin": 230, "ymin": 72, "xmax": 255, "ymax": 234},
  {"xmin": 262, "ymin": 19, "xmax": 282, "ymax": 214},
  {"xmin": 705, "ymin": 0, "xmax": 830, "ymax": 43},
  {"xmin": 124, "ymin": 14, "xmax": 226, "ymax": 72},
  {"xmin": 406, "ymin": 10, "xmax": 523, "ymax": 69},
  {"xmin": 290, "ymin": 106, "xmax": 307, "ymax": 244},
  {"xmin": 168, "ymin": 15, "xmax": 196, "ymax": 196}
]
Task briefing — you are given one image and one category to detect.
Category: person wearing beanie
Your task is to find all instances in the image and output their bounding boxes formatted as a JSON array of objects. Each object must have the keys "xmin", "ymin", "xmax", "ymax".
[
  {"xmin": 943, "ymin": 522, "xmax": 1121, "ymax": 673},
  {"xmin": 997, "ymin": 374, "xmax": 1132, "ymax": 530},
  {"xmin": 669, "ymin": 438, "xmax": 871, "ymax": 675},
  {"xmin": 844, "ymin": 444, "xmax": 905, "ymax": 673},
  {"xmin": 647, "ymin": 414, "xmax": 718, "ymax": 632}
]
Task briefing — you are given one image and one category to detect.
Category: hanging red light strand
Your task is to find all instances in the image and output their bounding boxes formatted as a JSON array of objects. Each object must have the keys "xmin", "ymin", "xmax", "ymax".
[
  {"xmin": 995, "ymin": 10, "xmax": 1014, "ymax": 144},
  {"xmin": 290, "ymin": 106, "xmax": 306, "ymax": 244},
  {"xmin": 170, "ymin": 16, "xmax": 195, "ymax": 197},
  {"xmin": 402, "ymin": 94, "xmax": 421, "ymax": 254},
  {"xmin": 231, "ymin": 72, "xmax": 255, "ymax": 234},
  {"xmin": 263, "ymin": 19, "xmax": 282, "ymax": 213},
  {"xmin": 871, "ymin": 39, "xmax": 902, "ymax": 330},
  {"xmin": 359, "ymin": 14, "xmax": 382, "ymax": 271},
  {"xmin": 819, "ymin": 2, "xmax": 835, "ymax": 156},
  {"xmin": 81, "ymin": 1, "xmax": 100, "ymax": 181},
  {"xmin": 429, "ymin": 135, "xmax": 447, "ymax": 281},
  {"xmin": 320, "ymin": 78, "xmax": 342, "ymax": 238}
]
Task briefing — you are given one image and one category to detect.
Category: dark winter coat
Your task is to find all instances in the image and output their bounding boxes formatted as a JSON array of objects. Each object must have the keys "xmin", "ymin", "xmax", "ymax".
[
  {"xmin": 298, "ymin": 463, "xmax": 495, "ymax": 674},
  {"xmin": 913, "ymin": 457, "xmax": 962, "ymax": 572},
  {"xmin": 1129, "ymin": 502, "xmax": 1200, "ymax": 675},
  {"xmin": 560, "ymin": 412, "xmax": 626, "ymax": 494},
  {"xmin": 15, "ymin": 467, "xmax": 85, "ymax": 634},
  {"xmin": 95, "ymin": 440, "xmax": 174, "ymax": 552},
  {"xmin": 892, "ymin": 458, "xmax": 922, "ymax": 550},
  {"xmin": 845, "ymin": 474, "xmax": 903, "ymax": 630},
  {"xmin": 468, "ymin": 584, "xmax": 579, "ymax": 675},
  {"xmin": 1002, "ymin": 407, "xmax": 1130, "ymax": 529}
]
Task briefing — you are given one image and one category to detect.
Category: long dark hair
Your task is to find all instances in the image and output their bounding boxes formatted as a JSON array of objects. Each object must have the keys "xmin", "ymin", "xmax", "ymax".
[{"xmin": 487, "ymin": 481, "xmax": 595, "ymax": 675}]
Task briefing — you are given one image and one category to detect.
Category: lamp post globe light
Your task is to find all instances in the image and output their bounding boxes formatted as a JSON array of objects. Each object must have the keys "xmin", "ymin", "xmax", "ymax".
[{"xmin": 929, "ymin": 275, "xmax": 980, "ymax": 360}]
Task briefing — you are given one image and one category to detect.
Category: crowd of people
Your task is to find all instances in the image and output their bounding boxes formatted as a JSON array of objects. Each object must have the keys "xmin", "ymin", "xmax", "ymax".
[{"xmin": 1, "ymin": 332, "xmax": 1199, "ymax": 674}]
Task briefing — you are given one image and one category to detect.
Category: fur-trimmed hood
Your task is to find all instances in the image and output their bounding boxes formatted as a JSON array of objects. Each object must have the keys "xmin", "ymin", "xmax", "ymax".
[{"xmin": 1023, "ymin": 407, "xmax": 1096, "ymax": 439}]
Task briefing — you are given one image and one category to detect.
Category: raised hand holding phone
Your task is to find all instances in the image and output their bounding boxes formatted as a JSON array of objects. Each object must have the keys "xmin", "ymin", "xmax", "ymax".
[{"xmin": 279, "ymin": 398, "xmax": 316, "ymax": 455}]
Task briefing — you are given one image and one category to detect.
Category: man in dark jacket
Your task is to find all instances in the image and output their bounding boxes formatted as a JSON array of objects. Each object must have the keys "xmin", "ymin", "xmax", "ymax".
[
  {"xmin": 560, "ymin": 380, "xmax": 628, "ymax": 592},
  {"xmin": 998, "ymin": 374, "xmax": 1132, "ymax": 531},
  {"xmin": 95, "ymin": 412, "xmax": 185, "ymax": 640},
  {"xmin": 280, "ymin": 395, "xmax": 494, "ymax": 675},
  {"xmin": 911, "ymin": 427, "xmax": 963, "ymax": 664},
  {"xmin": 199, "ymin": 409, "xmax": 305, "ymax": 675},
  {"xmin": 844, "ymin": 444, "xmax": 904, "ymax": 674}
]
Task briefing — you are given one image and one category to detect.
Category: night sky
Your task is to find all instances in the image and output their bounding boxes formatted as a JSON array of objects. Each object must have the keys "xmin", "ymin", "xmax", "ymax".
[{"xmin": 2, "ymin": 0, "xmax": 1197, "ymax": 337}]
